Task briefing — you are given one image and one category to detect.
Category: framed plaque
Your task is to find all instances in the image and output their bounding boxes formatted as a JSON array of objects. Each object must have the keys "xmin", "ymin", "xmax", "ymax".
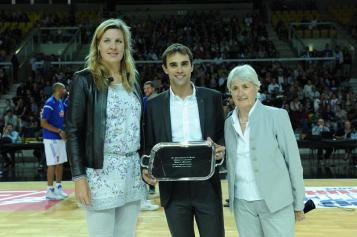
[{"xmin": 141, "ymin": 141, "xmax": 224, "ymax": 181}]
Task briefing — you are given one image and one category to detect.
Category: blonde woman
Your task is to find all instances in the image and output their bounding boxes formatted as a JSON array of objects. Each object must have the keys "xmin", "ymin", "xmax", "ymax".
[
  {"xmin": 66, "ymin": 18, "xmax": 146, "ymax": 237},
  {"xmin": 224, "ymin": 64, "xmax": 305, "ymax": 237}
]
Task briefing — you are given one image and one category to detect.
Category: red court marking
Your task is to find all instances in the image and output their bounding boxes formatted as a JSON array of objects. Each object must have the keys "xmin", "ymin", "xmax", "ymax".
[
  {"xmin": 327, "ymin": 190, "xmax": 338, "ymax": 194},
  {"xmin": 305, "ymin": 191, "xmax": 315, "ymax": 195},
  {"xmin": 0, "ymin": 189, "xmax": 74, "ymax": 211}
]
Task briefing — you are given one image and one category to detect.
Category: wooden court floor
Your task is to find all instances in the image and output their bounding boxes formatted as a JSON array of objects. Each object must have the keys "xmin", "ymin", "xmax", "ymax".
[{"xmin": 0, "ymin": 179, "xmax": 356, "ymax": 237}]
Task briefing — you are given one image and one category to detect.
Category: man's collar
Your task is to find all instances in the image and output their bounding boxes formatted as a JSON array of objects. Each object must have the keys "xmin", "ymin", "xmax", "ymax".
[{"xmin": 169, "ymin": 82, "xmax": 196, "ymax": 101}]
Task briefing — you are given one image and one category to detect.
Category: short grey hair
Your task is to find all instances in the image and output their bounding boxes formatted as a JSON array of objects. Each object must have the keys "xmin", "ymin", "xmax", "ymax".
[{"xmin": 227, "ymin": 64, "xmax": 261, "ymax": 91}]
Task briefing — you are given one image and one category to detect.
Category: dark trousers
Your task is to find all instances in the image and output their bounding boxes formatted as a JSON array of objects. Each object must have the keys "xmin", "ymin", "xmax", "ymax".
[{"xmin": 164, "ymin": 180, "xmax": 224, "ymax": 237}]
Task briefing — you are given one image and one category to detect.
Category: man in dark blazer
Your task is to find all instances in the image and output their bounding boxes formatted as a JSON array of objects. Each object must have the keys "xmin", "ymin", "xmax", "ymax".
[{"xmin": 142, "ymin": 43, "xmax": 225, "ymax": 237}]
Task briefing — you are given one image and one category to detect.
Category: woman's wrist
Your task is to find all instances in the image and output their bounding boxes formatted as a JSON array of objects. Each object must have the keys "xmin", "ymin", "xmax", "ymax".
[{"xmin": 72, "ymin": 175, "xmax": 87, "ymax": 182}]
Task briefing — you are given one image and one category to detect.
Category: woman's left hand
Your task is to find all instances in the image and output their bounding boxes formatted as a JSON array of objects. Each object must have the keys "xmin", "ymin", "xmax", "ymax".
[
  {"xmin": 294, "ymin": 210, "xmax": 305, "ymax": 222},
  {"xmin": 207, "ymin": 137, "xmax": 225, "ymax": 160}
]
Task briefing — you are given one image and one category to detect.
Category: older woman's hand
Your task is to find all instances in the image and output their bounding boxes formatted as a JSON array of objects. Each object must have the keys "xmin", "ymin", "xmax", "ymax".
[
  {"xmin": 294, "ymin": 210, "xmax": 305, "ymax": 222},
  {"xmin": 207, "ymin": 137, "xmax": 225, "ymax": 160}
]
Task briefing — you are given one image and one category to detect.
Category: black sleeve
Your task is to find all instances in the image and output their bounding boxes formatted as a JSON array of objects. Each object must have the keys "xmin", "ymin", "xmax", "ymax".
[
  {"xmin": 65, "ymin": 72, "xmax": 87, "ymax": 178},
  {"xmin": 144, "ymin": 99, "xmax": 155, "ymax": 155},
  {"xmin": 133, "ymin": 73, "xmax": 145, "ymax": 156}
]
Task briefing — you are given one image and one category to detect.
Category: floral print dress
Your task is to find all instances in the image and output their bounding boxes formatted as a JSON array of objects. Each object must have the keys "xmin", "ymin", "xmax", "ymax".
[{"xmin": 83, "ymin": 83, "xmax": 146, "ymax": 210}]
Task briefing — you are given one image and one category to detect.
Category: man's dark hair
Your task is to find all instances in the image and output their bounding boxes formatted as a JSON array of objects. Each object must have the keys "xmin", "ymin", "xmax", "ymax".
[
  {"xmin": 144, "ymin": 81, "xmax": 154, "ymax": 88},
  {"xmin": 161, "ymin": 43, "xmax": 193, "ymax": 67}
]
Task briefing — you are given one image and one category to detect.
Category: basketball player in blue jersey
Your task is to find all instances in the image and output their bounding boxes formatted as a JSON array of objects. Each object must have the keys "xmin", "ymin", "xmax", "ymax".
[{"xmin": 41, "ymin": 82, "xmax": 68, "ymax": 200}]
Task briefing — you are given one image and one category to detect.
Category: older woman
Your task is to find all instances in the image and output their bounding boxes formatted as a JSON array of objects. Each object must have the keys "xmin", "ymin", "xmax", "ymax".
[{"xmin": 224, "ymin": 64, "xmax": 305, "ymax": 237}]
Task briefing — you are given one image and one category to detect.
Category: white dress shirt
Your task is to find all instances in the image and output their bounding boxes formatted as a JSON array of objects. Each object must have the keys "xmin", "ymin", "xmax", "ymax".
[
  {"xmin": 170, "ymin": 85, "xmax": 203, "ymax": 142},
  {"xmin": 232, "ymin": 101, "xmax": 262, "ymax": 201}
]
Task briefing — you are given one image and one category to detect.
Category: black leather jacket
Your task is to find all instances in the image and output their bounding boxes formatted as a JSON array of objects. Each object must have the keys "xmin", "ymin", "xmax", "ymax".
[{"xmin": 66, "ymin": 69, "xmax": 144, "ymax": 178}]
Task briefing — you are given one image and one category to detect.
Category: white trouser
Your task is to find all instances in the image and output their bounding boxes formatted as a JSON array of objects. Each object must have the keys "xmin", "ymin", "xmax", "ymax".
[
  {"xmin": 234, "ymin": 198, "xmax": 295, "ymax": 237},
  {"xmin": 86, "ymin": 200, "xmax": 141, "ymax": 237}
]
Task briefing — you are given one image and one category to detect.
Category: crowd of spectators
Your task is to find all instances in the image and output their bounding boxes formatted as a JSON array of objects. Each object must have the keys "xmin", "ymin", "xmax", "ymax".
[
  {"xmin": 35, "ymin": 10, "xmax": 278, "ymax": 59},
  {"xmin": 0, "ymin": 11, "xmax": 32, "ymax": 61},
  {"xmin": 137, "ymin": 57, "xmax": 356, "ymax": 142},
  {"xmin": 0, "ymin": 8, "xmax": 356, "ymax": 166},
  {"xmin": 1, "ymin": 57, "xmax": 356, "ymax": 148},
  {"xmin": 300, "ymin": 43, "xmax": 353, "ymax": 78},
  {"xmin": 252, "ymin": 61, "xmax": 356, "ymax": 138},
  {"xmin": 127, "ymin": 11, "xmax": 278, "ymax": 60}
]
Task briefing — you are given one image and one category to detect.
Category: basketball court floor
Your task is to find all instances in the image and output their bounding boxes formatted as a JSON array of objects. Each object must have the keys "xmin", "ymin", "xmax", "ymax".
[{"xmin": 0, "ymin": 179, "xmax": 356, "ymax": 237}]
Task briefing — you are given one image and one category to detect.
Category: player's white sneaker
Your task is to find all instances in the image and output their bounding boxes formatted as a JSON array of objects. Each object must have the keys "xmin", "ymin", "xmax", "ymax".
[
  {"xmin": 46, "ymin": 188, "xmax": 62, "ymax": 200},
  {"xmin": 54, "ymin": 184, "xmax": 68, "ymax": 199}
]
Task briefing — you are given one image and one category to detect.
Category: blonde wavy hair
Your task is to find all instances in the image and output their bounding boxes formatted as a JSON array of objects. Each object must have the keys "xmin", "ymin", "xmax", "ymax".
[{"xmin": 85, "ymin": 18, "xmax": 137, "ymax": 91}]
